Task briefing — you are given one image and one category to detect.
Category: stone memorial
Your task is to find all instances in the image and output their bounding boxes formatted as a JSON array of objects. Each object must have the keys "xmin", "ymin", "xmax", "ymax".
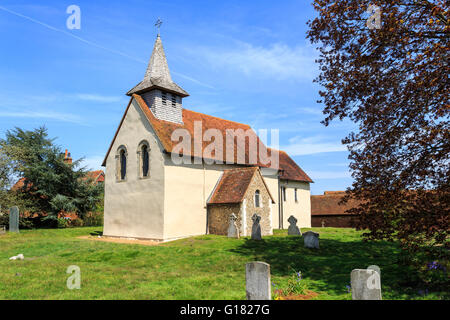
[
  {"xmin": 351, "ymin": 269, "xmax": 382, "ymax": 300},
  {"xmin": 303, "ymin": 231, "xmax": 319, "ymax": 249},
  {"xmin": 227, "ymin": 213, "xmax": 239, "ymax": 239},
  {"xmin": 9, "ymin": 206, "xmax": 19, "ymax": 233},
  {"xmin": 251, "ymin": 214, "xmax": 261, "ymax": 240},
  {"xmin": 287, "ymin": 215, "xmax": 301, "ymax": 236},
  {"xmin": 246, "ymin": 262, "xmax": 271, "ymax": 300}
]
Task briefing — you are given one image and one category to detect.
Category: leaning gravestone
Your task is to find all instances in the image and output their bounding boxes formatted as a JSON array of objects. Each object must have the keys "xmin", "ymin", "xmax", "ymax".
[
  {"xmin": 287, "ymin": 215, "xmax": 301, "ymax": 236},
  {"xmin": 227, "ymin": 213, "xmax": 239, "ymax": 239},
  {"xmin": 251, "ymin": 214, "xmax": 262, "ymax": 240},
  {"xmin": 246, "ymin": 262, "xmax": 271, "ymax": 300},
  {"xmin": 351, "ymin": 269, "xmax": 382, "ymax": 300},
  {"xmin": 303, "ymin": 231, "xmax": 319, "ymax": 249},
  {"xmin": 9, "ymin": 206, "xmax": 19, "ymax": 233}
]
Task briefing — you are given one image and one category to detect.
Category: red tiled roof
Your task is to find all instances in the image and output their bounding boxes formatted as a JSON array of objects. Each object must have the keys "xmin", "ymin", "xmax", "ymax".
[
  {"xmin": 208, "ymin": 167, "xmax": 275, "ymax": 204},
  {"xmin": 11, "ymin": 177, "xmax": 26, "ymax": 191},
  {"xmin": 102, "ymin": 94, "xmax": 312, "ymax": 184},
  {"xmin": 84, "ymin": 170, "xmax": 105, "ymax": 184},
  {"xmin": 311, "ymin": 192, "xmax": 361, "ymax": 216},
  {"xmin": 269, "ymin": 149, "xmax": 313, "ymax": 183}
]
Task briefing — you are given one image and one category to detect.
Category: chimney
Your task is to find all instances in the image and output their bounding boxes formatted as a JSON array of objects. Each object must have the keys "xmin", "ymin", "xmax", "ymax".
[{"xmin": 64, "ymin": 149, "xmax": 73, "ymax": 165}]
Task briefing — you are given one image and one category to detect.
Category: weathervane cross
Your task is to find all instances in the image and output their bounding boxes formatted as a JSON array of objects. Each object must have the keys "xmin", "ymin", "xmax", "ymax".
[{"xmin": 155, "ymin": 18, "xmax": 163, "ymax": 36}]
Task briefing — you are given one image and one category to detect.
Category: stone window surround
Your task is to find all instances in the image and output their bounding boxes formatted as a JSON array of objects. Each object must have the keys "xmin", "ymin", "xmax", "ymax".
[
  {"xmin": 137, "ymin": 140, "xmax": 151, "ymax": 180},
  {"xmin": 254, "ymin": 190, "xmax": 262, "ymax": 208},
  {"xmin": 115, "ymin": 145, "xmax": 128, "ymax": 183}
]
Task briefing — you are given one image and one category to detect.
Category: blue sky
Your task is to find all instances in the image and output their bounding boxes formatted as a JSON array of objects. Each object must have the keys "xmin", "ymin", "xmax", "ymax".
[{"xmin": 0, "ymin": 0, "xmax": 356, "ymax": 195}]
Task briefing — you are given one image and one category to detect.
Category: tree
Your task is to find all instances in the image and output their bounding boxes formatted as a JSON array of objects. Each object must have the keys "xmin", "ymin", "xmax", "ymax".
[
  {"xmin": 307, "ymin": 0, "xmax": 449, "ymax": 252},
  {"xmin": 0, "ymin": 127, "xmax": 103, "ymax": 223}
]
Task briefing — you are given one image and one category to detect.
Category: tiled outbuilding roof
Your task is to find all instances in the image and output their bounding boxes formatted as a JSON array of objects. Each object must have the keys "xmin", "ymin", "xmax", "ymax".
[
  {"xmin": 269, "ymin": 148, "xmax": 313, "ymax": 183},
  {"xmin": 311, "ymin": 192, "xmax": 361, "ymax": 215},
  {"xmin": 208, "ymin": 167, "xmax": 275, "ymax": 204}
]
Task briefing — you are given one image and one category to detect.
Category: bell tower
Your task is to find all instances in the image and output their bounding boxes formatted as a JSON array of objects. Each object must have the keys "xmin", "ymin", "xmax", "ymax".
[{"xmin": 127, "ymin": 34, "xmax": 189, "ymax": 124}]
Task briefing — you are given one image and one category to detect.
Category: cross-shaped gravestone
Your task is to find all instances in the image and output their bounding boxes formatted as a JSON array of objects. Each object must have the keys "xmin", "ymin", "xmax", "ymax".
[
  {"xmin": 9, "ymin": 206, "xmax": 19, "ymax": 233},
  {"xmin": 251, "ymin": 214, "xmax": 262, "ymax": 240},
  {"xmin": 287, "ymin": 215, "xmax": 302, "ymax": 236},
  {"xmin": 227, "ymin": 213, "xmax": 239, "ymax": 238}
]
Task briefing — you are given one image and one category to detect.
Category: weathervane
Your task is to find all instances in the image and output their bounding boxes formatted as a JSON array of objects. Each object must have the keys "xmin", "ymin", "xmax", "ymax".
[{"xmin": 155, "ymin": 18, "xmax": 163, "ymax": 36}]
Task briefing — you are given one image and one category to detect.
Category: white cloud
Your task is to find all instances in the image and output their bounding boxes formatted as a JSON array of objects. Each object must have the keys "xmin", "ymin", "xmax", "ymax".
[
  {"xmin": 190, "ymin": 42, "xmax": 318, "ymax": 81},
  {"xmin": 283, "ymin": 135, "xmax": 347, "ymax": 155},
  {"xmin": 73, "ymin": 94, "xmax": 124, "ymax": 103},
  {"xmin": 0, "ymin": 110, "xmax": 85, "ymax": 124},
  {"xmin": 308, "ymin": 170, "xmax": 352, "ymax": 180},
  {"xmin": 283, "ymin": 142, "xmax": 347, "ymax": 156}
]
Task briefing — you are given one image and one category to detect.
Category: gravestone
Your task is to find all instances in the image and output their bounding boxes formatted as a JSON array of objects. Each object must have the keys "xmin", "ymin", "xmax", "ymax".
[
  {"xmin": 246, "ymin": 262, "xmax": 271, "ymax": 300},
  {"xmin": 9, "ymin": 206, "xmax": 19, "ymax": 233},
  {"xmin": 351, "ymin": 269, "xmax": 382, "ymax": 300},
  {"xmin": 287, "ymin": 215, "xmax": 301, "ymax": 236},
  {"xmin": 227, "ymin": 213, "xmax": 239, "ymax": 239},
  {"xmin": 303, "ymin": 231, "xmax": 319, "ymax": 249},
  {"xmin": 251, "ymin": 214, "xmax": 261, "ymax": 240}
]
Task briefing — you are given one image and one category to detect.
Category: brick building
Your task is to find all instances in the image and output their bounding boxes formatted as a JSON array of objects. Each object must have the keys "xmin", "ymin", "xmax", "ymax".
[{"xmin": 310, "ymin": 191, "xmax": 361, "ymax": 228}]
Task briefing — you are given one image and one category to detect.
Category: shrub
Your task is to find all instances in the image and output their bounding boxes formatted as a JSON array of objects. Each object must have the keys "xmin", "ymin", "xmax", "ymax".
[
  {"xmin": 69, "ymin": 218, "xmax": 84, "ymax": 227},
  {"xmin": 57, "ymin": 217, "xmax": 69, "ymax": 229},
  {"xmin": 83, "ymin": 212, "xmax": 103, "ymax": 227}
]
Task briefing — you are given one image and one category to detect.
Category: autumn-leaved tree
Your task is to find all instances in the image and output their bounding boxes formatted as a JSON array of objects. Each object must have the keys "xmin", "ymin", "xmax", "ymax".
[{"xmin": 307, "ymin": 0, "xmax": 449, "ymax": 257}]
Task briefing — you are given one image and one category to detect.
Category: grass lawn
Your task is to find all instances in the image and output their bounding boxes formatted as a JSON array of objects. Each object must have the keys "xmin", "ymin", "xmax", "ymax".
[{"xmin": 0, "ymin": 227, "xmax": 446, "ymax": 300}]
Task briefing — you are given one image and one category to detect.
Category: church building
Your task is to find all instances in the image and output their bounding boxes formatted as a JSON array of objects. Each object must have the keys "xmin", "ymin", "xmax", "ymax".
[{"xmin": 102, "ymin": 35, "xmax": 313, "ymax": 241}]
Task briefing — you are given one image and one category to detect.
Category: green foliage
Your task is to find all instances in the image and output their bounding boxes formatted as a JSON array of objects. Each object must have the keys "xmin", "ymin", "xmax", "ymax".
[
  {"xmin": 57, "ymin": 218, "xmax": 69, "ymax": 229},
  {"xmin": 0, "ymin": 126, "xmax": 103, "ymax": 224},
  {"xmin": 83, "ymin": 212, "xmax": 103, "ymax": 227}
]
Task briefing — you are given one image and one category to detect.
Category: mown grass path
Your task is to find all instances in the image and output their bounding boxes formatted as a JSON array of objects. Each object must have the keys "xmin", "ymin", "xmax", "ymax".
[{"xmin": 0, "ymin": 227, "xmax": 443, "ymax": 299}]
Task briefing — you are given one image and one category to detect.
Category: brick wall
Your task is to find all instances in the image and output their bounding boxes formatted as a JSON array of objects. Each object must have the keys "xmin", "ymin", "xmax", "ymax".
[{"xmin": 311, "ymin": 214, "xmax": 359, "ymax": 228}]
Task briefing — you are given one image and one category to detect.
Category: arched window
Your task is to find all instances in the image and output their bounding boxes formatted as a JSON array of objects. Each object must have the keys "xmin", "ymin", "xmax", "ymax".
[
  {"xmin": 116, "ymin": 146, "xmax": 127, "ymax": 182},
  {"xmin": 120, "ymin": 149, "xmax": 127, "ymax": 180},
  {"xmin": 255, "ymin": 190, "xmax": 261, "ymax": 208},
  {"xmin": 142, "ymin": 145, "xmax": 149, "ymax": 177},
  {"xmin": 137, "ymin": 141, "xmax": 150, "ymax": 179}
]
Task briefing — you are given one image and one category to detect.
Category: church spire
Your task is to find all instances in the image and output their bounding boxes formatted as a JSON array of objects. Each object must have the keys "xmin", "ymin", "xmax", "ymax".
[{"xmin": 126, "ymin": 35, "xmax": 189, "ymax": 97}]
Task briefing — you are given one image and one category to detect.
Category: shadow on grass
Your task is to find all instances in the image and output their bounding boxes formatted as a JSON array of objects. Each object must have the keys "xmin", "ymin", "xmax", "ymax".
[
  {"xmin": 90, "ymin": 230, "xmax": 103, "ymax": 236},
  {"xmin": 230, "ymin": 235, "xmax": 406, "ymax": 295}
]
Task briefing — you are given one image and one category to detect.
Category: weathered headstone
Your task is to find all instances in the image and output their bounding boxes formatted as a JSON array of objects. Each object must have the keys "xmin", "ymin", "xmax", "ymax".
[
  {"xmin": 351, "ymin": 269, "xmax": 382, "ymax": 300},
  {"xmin": 9, "ymin": 206, "xmax": 19, "ymax": 233},
  {"xmin": 246, "ymin": 262, "xmax": 271, "ymax": 300},
  {"xmin": 303, "ymin": 231, "xmax": 319, "ymax": 249},
  {"xmin": 287, "ymin": 215, "xmax": 301, "ymax": 236},
  {"xmin": 251, "ymin": 214, "xmax": 261, "ymax": 240},
  {"xmin": 227, "ymin": 213, "xmax": 239, "ymax": 239}
]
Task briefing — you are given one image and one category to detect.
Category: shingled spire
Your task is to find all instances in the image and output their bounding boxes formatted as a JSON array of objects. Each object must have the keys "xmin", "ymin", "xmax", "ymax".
[{"xmin": 127, "ymin": 35, "xmax": 189, "ymax": 97}]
